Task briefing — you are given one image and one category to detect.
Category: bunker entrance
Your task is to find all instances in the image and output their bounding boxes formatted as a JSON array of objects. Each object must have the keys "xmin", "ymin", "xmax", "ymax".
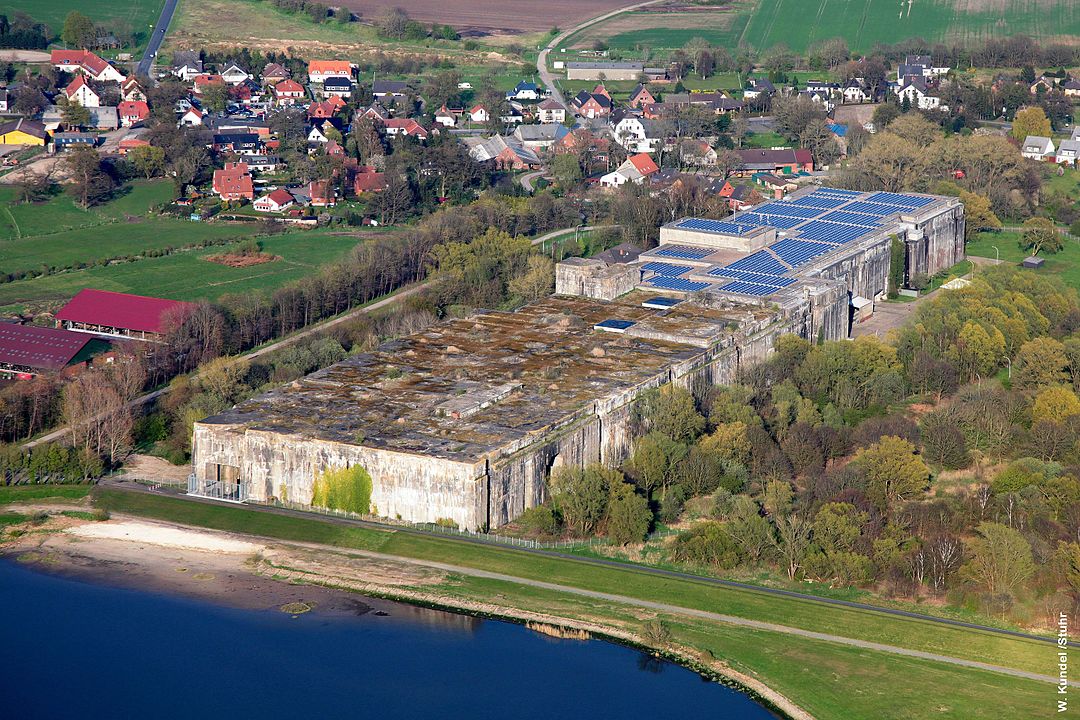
[{"xmin": 187, "ymin": 463, "xmax": 247, "ymax": 502}]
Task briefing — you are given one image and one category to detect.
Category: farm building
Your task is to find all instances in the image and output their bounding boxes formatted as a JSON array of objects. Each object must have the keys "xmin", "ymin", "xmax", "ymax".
[
  {"xmin": 0, "ymin": 118, "xmax": 47, "ymax": 146},
  {"xmin": 566, "ymin": 61, "xmax": 643, "ymax": 81},
  {"xmin": 0, "ymin": 323, "xmax": 103, "ymax": 378},
  {"xmin": 55, "ymin": 289, "xmax": 195, "ymax": 342}
]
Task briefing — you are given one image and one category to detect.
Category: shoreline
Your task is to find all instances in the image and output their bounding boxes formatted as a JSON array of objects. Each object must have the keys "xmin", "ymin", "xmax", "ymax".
[{"xmin": 1, "ymin": 514, "xmax": 806, "ymax": 720}]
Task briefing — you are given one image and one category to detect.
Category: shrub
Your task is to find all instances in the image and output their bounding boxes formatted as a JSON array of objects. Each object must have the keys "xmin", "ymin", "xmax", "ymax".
[
  {"xmin": 518, "ymin": 505, "xmax": 560, "ymax": 536},
  {"xmin": 311, "ymin": 465, "xmax": 372, "ymax": 515}
]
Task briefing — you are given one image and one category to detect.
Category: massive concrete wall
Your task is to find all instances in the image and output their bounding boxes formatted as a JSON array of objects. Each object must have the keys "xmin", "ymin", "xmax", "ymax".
[
  {"xmin": 906, "ymin": 202, "xmax": 965, "ymax": 280},
  {"xmin": 814, "ymin": 234, "xmax": 893, "ymax": 302}
]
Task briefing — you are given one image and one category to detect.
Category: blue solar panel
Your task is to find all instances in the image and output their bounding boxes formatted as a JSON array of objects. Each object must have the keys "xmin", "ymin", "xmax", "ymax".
[
  {"xmin": 753, "ymin": 202, "xmax": 823, "ymax": 219},
  {"xmin": 655, "ymin": 244, "xmax": 712, "ymax": 260},
  {"xmin": 595, "ymin": 319, "xmax": 635, "ymax": 331},
  {"xmin": 674, "ymin": 218, "xmax": 756, "ymax": 235},
  {"xmin": 771, "ymin": 238, "xmax": 834, "ymax": 267},
  {"xmin": 866, "ymin": 191, "xmax": 933, "ymax": 208},
  {"xmin": 647, "ymin": 276, "xmax": 710, "ymax": 292},
  {"xmin": 812, "ymin": 187, "xmax": 861, "ymax": 197},
  {"xmin": 840, "ymin": 201, "xmax": 899, "ymax": 217},
  {"xmin": 720, "ymin": 280, "xmax": 779, "ymax": 297},
  {"xmin": 734, "ymin": 213, "xmax": 804, "ymax": 230},
  {"xmin": 790, "ymin": 195, "xmax": 847, "ymax": 209},
  {"xmin": 818, "ymin": 210, "xmax": 881, "ymax": 227},
  {"xmin": 708, "ymin": 268, "xmax": 796, "ymax": 287},
  {"xmin": 797, "ymin": 220, "xmax": 874, "ymax": 245},
  {"xmin": 724, "ymin": 250, "xmax": 789, "ymax": 276},
  {"xmin": 641, "ymin": 261, "xmax": 692, "ymax": 277}
]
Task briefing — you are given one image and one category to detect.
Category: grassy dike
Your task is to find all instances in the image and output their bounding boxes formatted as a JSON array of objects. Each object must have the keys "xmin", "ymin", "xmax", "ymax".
[{"xmin": 88, "ymin": 488, "xmax": 1058, "ymax": 719}]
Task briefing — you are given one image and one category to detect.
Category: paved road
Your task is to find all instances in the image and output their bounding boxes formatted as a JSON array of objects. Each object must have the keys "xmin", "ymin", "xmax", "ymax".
[
  {"xmin": 519, "ymin": 170, "xmax": 545, "ymax": 192},
  {"xmin": 536, "ymin": 0, "xmax": 665, "ymax": 109},
  {"xmin": 103, "ymin": 481, "xmax": 1078, "ymax": 686},
  {"xmin": 137, "ymin": 0, "xmax": 180, "ymax": 78}
]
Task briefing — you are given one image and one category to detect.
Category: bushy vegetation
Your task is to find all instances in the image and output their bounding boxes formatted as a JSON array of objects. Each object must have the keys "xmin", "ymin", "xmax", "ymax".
[{"xmin": 311, "ymin": 465, "xmax": 372, "ymax": 514}]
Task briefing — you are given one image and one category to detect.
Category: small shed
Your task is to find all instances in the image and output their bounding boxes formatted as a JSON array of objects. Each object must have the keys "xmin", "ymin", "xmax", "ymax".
[
  {"xmin": 851, "ymin": 295, "xmax": 874, "ymax": 323},
  {"xmin": 1022, "ymin": 256, "xmax": 1045, "ymax": 269}
]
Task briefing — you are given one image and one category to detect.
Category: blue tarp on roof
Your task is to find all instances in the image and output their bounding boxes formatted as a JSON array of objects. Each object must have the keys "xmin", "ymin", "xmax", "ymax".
[{"xmin": 828, "ymin": 123, "xmax": 848, "ymax": 137}]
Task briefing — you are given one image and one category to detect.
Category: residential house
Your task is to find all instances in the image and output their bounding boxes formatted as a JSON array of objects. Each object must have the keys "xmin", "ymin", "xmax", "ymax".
[
  {"xmin": 51, "ymin": 49, "xmax": 125, "ymax": 83},
  {"xmin": 742, "ymin": 77, "xmax": 776, "ymax": 100},
  {"xmin": 372, "ymin": 81, "xmax": 408, "ymax": 101},
  {"xmin": 467, "ymin": 135, "xmax": 540, "ymax": 170},
  {"xmin": 599, "ymin": 152, "xmax": 659, "ymax": 187},
  {"xmin": 0, "ymin": 89, "xmax": 8, "ymax": 113},
  {"xmin": 512, "ymin": 123, "xmax": 570, "ymax": 150},
  {"xmin": 178, "ymin": 106, "xmax": 204, "ymax": 127},
  {"xmin": 118, "ymin": 129, "xmax": 150, "ymax": 155},
  {"xmin": 1055, "ymin": 139, "xmax": 1080, "ymax": 166},
  {"xmin": 307, "ymin": 123, "xmax": 332, "ymax": 144},
  {"xmin": 118, "ymin": 100, "xmax": 150, "ymax": 127},
  {"xmin": 610, "ymin": 110, "xmax": 661, "ymax": 153},
  {"xmin": 382, "ymin": 117, "xmax": 429, "ymax": 141},
  {"xmin": 570, "ymin": 90, "xmax": 611, "ymax": 119},
  {"xmin": 735, "ymin": 148, "xmax": 814, "ymax": 175},
  {"xmin": 308, "ymin": 98, "xmax": 343, "ymax": 120},
  {"xmin": 356, "ymin": 102, "xmax": 390, "ymax": 122},
  {"xmin": 800, "ymin": 88, "xmax": 835, "ymax": 112},
  {"xmin": 245, "ymin": 155, "xmax": 280, "ymax": 172},
  {"xmin": 253, "ymin": 188, "xmax": 295, "ymax": 212},
  {"xmin": 628, "ymin": 83, "xmax": 655, "ymax": 108},
  {"xmin": 500, "ymin": 104, "xmax": 524, "ymax": 125},
  {"xmin": 842, "ymin": 80, "xmax": 870, "ymax": 103},
  {"xmin": 64, "ymin": 76, "xmax": 100, "ymax": 108},
  {"xmin": 1029, "ymin": 76, "xmax": 1056, "ymax": 94},
  {"xmin": 752, "ymin": 172, "xmax": 798, "ymax": 198},
  {"xmin": 468, "ymin": 104, "xmax": 490, "ymax": 123},
  {"xmin": 1021, "ymin": 135, "xmax": 1055, "ymax": 160},
  {"xmin": 212, "ymin": 162, "xmax": 254, "ymax": 200},
  {"xmin": 308, "ymin": 60, "xmax": 352, "ymax": 84},
  {"xmin": 353, "ymin": 166, "xmax": 387, "ymax": 194},
  {"xmin": 121, "ymin": 77, "xmax": 146, "ymax": 102},
  {"xmin": 321, "ymin": 76, "xmax": 353, "ymax": 99},
  {"xmin": 434, "ymin": 105, "xmax": 458, "ymax": 127},
  {"xmin": 171, "ymin": 51, "xmax": 204, "ymax": 81},
  {"xmin": 1062, "ymin": 79, "xmax": 1080, "ymax": 98},
  {"xmin": 274, "ymin": 79, "xmax": 306, "ymax": 106},
  {"xmin": 262, "ymin": 63, "xmax": 291, "ymax": 86},
  {"xmin": 679, "ymin": 140, "xmax": 718, "ymax": 167},
  {"xmin": 52, "ymin": 132, "xmax": 96, "ymax": 152},
  {"xmin": 554, "ymin": 128, "xmax": 610, "ymax": 174},
  {"xmin": 213, "ymin": 132, "xmax": 260, "ymax": 155},
  {"xmin": 506, "ymin": 81, "xmax": 541, "ymax": 101},
  {"xmin": 536, "ymin": 98, "xmax": 566, "ymax": 123},
  {"xmin": 308, "ymin": 179, "xmax": 335, "ymax": 207},
  {"xmin": 221, "ymin": 64, "xmax": 250, "ymax": 86},
  {"xmin": 192, "ymin": 74, "xmax": 225, "ymax": 95},
  {"xmin": 894, "ymin": 77, "xmax": 944, "ymax": 110}
]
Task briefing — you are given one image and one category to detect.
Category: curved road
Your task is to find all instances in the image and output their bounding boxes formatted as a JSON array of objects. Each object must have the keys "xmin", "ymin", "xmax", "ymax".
[
  {"xmin": 536, "ymin": 0, "xmax": 666, "ymax": 108},
  {"xmin": 137, "ymin": 0, "xmax": 180, "ymax": 78}
]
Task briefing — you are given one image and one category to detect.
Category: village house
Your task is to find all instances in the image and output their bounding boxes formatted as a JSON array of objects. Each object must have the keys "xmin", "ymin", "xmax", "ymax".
[
  {"xmin": 467, "ymin": 135, "xmax": 540, "ymax": 170},
  {"xmin": 599, "ymin": 152, "xmax": 659, "ymax": 187},
  {"xmin": 274, "ymin": 79, "xmax": 305, "ymax": 106},
  {"xmin": 213, "ymin": 132, "xmax": 260, "ymax": 155},
  {"xmin": 253, "ymin": 188, "xmax": 295, "ymax": 212},
  {"xmin": 679, "ymin": 140, "xmax": 718, "ymax": 167},
  {"xmin": 383, "ymin": 117, "xmax": 429, "ymax": 141},
  {"xmin": 308, "ymin": 60, "xmax": 352, "ymax": 84},
  {"xmin": 434, "ymin": 105, "xmax": 458, "ymax": 127},
  {"xmin": 212, "ymin": 161, "xmax": 255, "ymax": 201},
  {"xmin": 735, "ymin": 148, "xmax": 814, "ymax": 175},
  {"xmin": 554, "ymin": 128, "xmax": 609, "ymax": 174},
  {"xmin": 171, "ymin": 51, "xmax": 204, "ymax": 81},
  {"xmin": 506, "ymin": 81, "xmax": 541, "ymax": 102},
  {"xmin": 628, "ymin": 83, "xmax": 655, "ymax": 108},
  {"xmin": 468, "ymin": 104, "xmax": 490, "ymax": 124},
  {"xmin": 372, "ymin": 81, "xmax": 408, "ymax": 101},
  {"xmin": 245, "ymin": 154, "xmax": 280, "ymax": 172},
  {"xmin": 512, "ymin": 123, "xmax": 570, "ymax": 150},
  {"xmin": 178, "ymin": 106, "xmax": 204, "ymax": 127},
  {"xmin": 356, "ymin": 102, "xmax": 390, "ymax": 122},
  {"xmin": 1055, "ymin": 139, "xmax": 1080, "ymax": 166},
  {"xmin": 742, "ymin": 77, "xmax": 776, "ymax": 100},
  {"xmin": 121, "ymin": 77, "xmax": 146, "ymax": 103},
  {"xmin": 353, "ymin": 166, "xmax": 387, "ymax": 194},
  {"xmin": 118, "ymin": 100, "xmax": 150, "ymax": 127},
  {"xmin": 307, "ymin": 179, "xmax": 335, "ymax": 207},
  {"xmin": 610, "ymin": 110, "xmax": 662, "ymax": 153},
  {"xmin": 571, "ymin": 89, "xmax": 611, "ymax": 119},
  {"xmin": 118, "ymin": 129, "xmax": 150, "ymax": 155},
  {"xmin": 894, "ymin": 77, "xmax": 945, "ymax": 111},
  {"xmin": 220, "ymin": 64, "xmax": 251, "ymax": 86},
  {"xmin": 51, "ymin": 49, "xmax": 125, "ymax": 83},
  {"xmin": 308, "ymin": 97, "xmax": 345, "ymax": 119},
  {"xmin": 321, "ymin": 76, "xmax": 353, "ymax": 99},
  {"xmin": 842, "ymin": 80, "xmax": 870, "ymax": 103},
  {"xmin": 64, "ymin": 75, "xmax": 100, "ymax": 108},
  {"xmin": 192, "ymin": 74, "xmax": 225, "ymax": 95},
  {"xmin": 537, "ymin": 98, "xmax": 566, "ymax": 123},
  {"xmin": 1021, "ymin": 135, "xmax": 1055, "ymax": 160}
]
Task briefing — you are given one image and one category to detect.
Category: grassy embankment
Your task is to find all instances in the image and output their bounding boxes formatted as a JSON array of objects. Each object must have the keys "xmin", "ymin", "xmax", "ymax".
[{"xmin": 90, "ymin": 487, "xmax": 1056, "ymax": 720}]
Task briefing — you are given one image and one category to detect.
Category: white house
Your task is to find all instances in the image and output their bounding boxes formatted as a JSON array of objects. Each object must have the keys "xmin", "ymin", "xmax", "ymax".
[
  {"xmin": 895, "ymin": 79, "xmax": 945, "ymax": 111},
  {"xmin": 598, "ymin": 153, "xmax": 658, "ymax": 188},
  {"xmin": 1055, "ymin": 139, "xmax": 1080, "ymax": 166},
  {"xmin": 1021, "ymin": 135, "xmax": 1055, "ymax": 160},
  {"xmin": 253, "ymin": 188, "xmax": 295, "ymax": 213},
  {"xmin": 537, "ymin": 98, "xmax": 566, "ymax": 124},
  {"xmin": 506, "ymin": 81, "xmax": 541, "ymax": 102},
  {"xmin": 178, "ymin": 107, "xmax": 204, "ymax": 127},
  {"xmin": 434, "ymin": 105, "xmax": 457, "ymax": 127},
  {"xmin": 65, "ymin": 76, "xmax": 100, "ymax": 108},
  {"xmin": 610, "ymin": 112, "xmax": 661, "ymax": 153},
  {"xmin": 842, "ymin": 80, "xmax": 870, "ymax": 103},
  {"xmin": 321, "ymin": 77, "xmax": 353, "ymax": 99},
  {"xmin": 469, "ymin": 104, "xmax": 490, "ymax": 123},
  {"xmin": 221, "ymin": 64, "xmax": 251, "ymax": 85}
]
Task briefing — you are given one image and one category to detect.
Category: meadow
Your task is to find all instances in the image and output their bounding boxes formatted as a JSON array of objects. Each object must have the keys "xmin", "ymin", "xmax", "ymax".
[
  {"xmin": 967, "ymin": 229, "xmax": 1080, "ymax": 290},
  {"xmin": 0, "ymin": 0, "xmax": 164, "ymax": 49},
  {"xmin": 571, "ymin": 0, "xmax": 1080, "ymax": 55}
]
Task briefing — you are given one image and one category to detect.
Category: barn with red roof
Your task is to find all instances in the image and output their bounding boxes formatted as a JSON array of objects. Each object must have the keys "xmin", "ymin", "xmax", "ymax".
[
  {"xmin": 0, "ymin": 323, "xmax": 102, "ymax": 377},
  {"xmin": 55, "ymin": 289, "xmax": 195, "ymax": 342}
]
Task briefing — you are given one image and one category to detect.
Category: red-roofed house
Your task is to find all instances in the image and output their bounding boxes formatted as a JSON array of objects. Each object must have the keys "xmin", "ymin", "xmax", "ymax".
[
  {"xmin": 599, "ymin": 152, "xmax": 659, "ymax": 187},
  {"xmin": 64, "ymin": 75, "xmax": 100, "ymax": 108},
  {"xmin": 274, "ymin": 79, "xmax": 305, "ymax": 106},
  {"xmin": 307, "ymin": 100, "xmax": 338, "ymax": 119},
  {"xmin": 308, "ymin": 179, "xmax": 335, "ymax": 207},
  {"xmin": 468, "ymin": 105, "xmax": 489, "ymax": 123},
  {"xmin": 51, "ymin": 50, "xmax": 125, "ymax": 83},
  {"xmin": 382, "ymin": 118, "xmax": 429, "ymax": 141},
  {"xmin": 118, "ymin": 133, "xmax": 151, "ymax": 156},
  {"xmin": 308, "ymin": 60, "xmax": 352, "ymax": 84},
  {"xmin": 121, "ymin": 77, "xmax": 146, "ymax": 102},
  {"xmin": 178, "ymin": 106, "xmax": 203, "ymax": 127},
  {"xmin": 254, "ymin": 188, "xmax": 295, "ymax": 212},
  {"xmin": 735, "ymin": 148, "xmax": 814, "ymax": 175},
  {"xmin": 629, "ymin": 84, "xmax": 655, "ymax": 108},
  {"xmin": 118, "ymin": 101, "xmax": 150, "ymax": 127},
  {"xmin": 212, "ymin": 162, "xmax": 254, "ymax": 201},
  {"xmin": 353, "ymin": 166, "xmax": 387, "ymax": 194},
  {"xmin": 55, "ymin": 289, "xmax": 196, "ymax": 342},
  {"xmin": 0, "ymin": 323, "xmax": 95, "ymax": 378},
  {"xmin": 192, "ymin": 74, "xmax": 225, "ymax": 94}
]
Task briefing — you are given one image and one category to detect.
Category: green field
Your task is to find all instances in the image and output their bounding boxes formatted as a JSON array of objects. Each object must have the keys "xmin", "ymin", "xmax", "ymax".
[
  {"xmin": 92, "ymin": 488, "xmax": 1055, "ymax": 719},
  {"xmin": 0, "ymin": 229, "xmax": 366, "ymax": 313},
  {"xmin": 0, "ymin": 0, "xmax": 164, "ymax": 49},
  {"xmin": 0, "ymin": 485, "xmax": 91, "ymax": 504},
  {"xmin": 967, "ymin": 230, "xmax": 1080, "ymax": 290},
  {"xmin": 582, "ymin": 0, "xmax": 1080, "ymax": 55}
]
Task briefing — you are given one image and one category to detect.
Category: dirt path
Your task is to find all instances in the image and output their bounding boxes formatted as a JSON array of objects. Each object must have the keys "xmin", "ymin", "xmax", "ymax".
[{"xmin": 0, "ymin": 50, "xmax": 49, "ymax": 63}]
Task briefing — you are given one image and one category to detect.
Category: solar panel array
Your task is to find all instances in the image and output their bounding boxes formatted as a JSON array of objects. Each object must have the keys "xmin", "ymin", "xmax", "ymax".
[
  {"xmin": 797, "ymin": 220, "xmax": 874, "ymax": 245},
  {"xmin": 655, "ymin": 244, "xmax": 713, "ymax": 260},
  {"xmin": 818, "ymin": 210, "xmax": 881, "ymax": 227},
  {"xmin": 647, "ymin": 276, "xmax": 710, "ymax": 292},
  {"xmin": 840, "ymin": 201, "xmax": 900, "ymax": 217},
  {"xmin": 674, "ymin": 218, "xmax": 757, "ymax": 235},
  {"xmin": 725, "ymin": 250, "xmax": 789, "ymax": 276},
  {"xmin": 719, "ymin": 280, "xmax": 780, "ymax": 297},
  {"xmin": 736, "ymin": 213, "xmax": 804, "ymax": 229},
  {"xmin": 866, "ymin": 191, "xmax": 933, "ymax": 208},
  {"xmin": 789, "ymin": 194, "xmax": 847, "ymax": 209},
  {"xmin": 753, "ymin": 202, "xmax": 823, "ymax": 219},
  {"xmin": 812, "ymin": 187, "xmax": 860, "ymax": 198},
  {"xmin": 641, "ymin": 261, "xmax": 693, "ymax": 277},
  {"xmin": 708, "ymin": 268, "xmax": 796, "ymax": 287},
  {"xmin": 771, "ymin": 238, "xmax": 834, "ymax": 267}
]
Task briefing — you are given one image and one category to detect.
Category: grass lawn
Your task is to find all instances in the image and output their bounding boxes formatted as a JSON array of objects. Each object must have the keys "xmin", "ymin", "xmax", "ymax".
[
  {"xmin": 1, "ymin": 0, "xmax": 164, "ymax": 51},
  {"xmin": 94, "ymin": 488, "xmax": 1053, "ymax": 678},
  {"xmin": 0, "ymin": 228, "xmax": 368, "ymax": 313},
  {"xmin": 0, "ymin": 485, "xmax": 91, "ymax": 504},
  {"xmin": 1043, "ymin": 166, "xmax": 1080, "ymax": 202},
  {"xmin": 744, "ymin": 131, "xmax": 788, "ymax": 149},
  {"xmin": 0, "ymin": 512, "xmax": 27, "ymax": 527},
  {"xmin": 967, "ymin": 230, "xmax": 1080, "ymax": 291}
]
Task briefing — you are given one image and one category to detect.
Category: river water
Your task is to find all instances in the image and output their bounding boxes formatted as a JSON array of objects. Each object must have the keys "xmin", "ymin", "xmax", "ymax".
[{"xmin": 0, "ymin": 559, "xmax": 779, "ymax": 719}]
